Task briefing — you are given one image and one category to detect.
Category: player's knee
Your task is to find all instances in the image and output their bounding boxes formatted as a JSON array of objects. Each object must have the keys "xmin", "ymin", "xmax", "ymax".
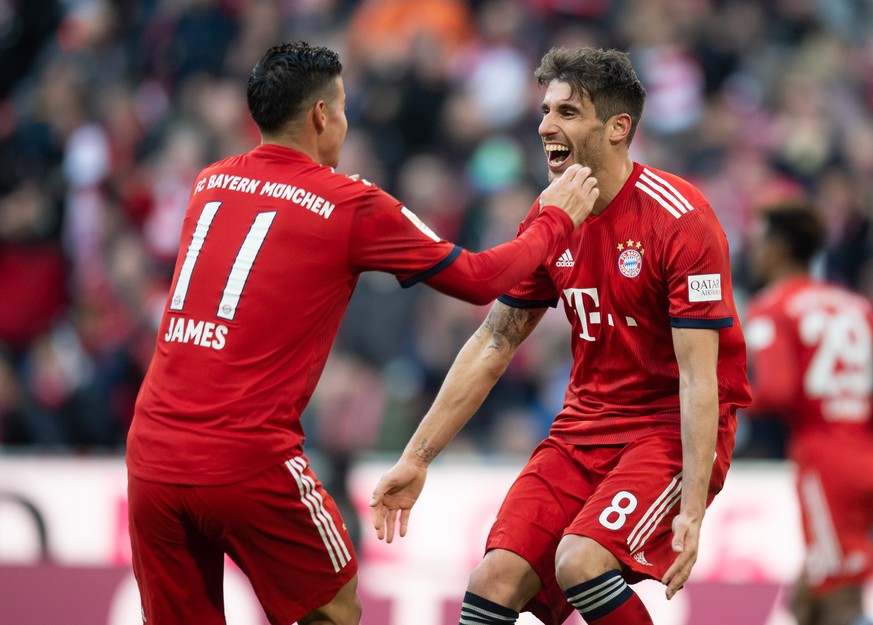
[
  {"xmin": 555, "ymin": 535, "xmax": 620, "ymax": 589},
  {"xmin": 467, "ymin": 549, "xmax": 539, "ymax": 610},
  {"xmin": 468, "ymin": 555, "xmax": 510, "ymax": 598},
  {"xmin": 300, "ymin": 576, "xmax": 361, "ymax": 625},
  {"xmin": 333, "ymin": 580, "xmax": 362, "ymax": 625}
]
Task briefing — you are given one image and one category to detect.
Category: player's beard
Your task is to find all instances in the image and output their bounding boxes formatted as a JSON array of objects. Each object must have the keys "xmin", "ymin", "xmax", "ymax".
[{"xmin": 573, "ymin": 125, "xmax": 605, "ymax": 180}]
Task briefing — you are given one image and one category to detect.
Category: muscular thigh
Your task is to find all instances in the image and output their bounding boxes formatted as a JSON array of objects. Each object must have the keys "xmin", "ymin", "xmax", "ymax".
[
  {"xmin": 195, "ymin": 456, "xmax": 358, "ymax": 625},
  {"xmin": 486, "ymin": 438, "xmax": 606, "ymax": 580}
]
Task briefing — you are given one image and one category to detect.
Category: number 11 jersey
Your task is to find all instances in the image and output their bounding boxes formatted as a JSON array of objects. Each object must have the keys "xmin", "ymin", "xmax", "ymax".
[{"xmin": 128, "ymin": 144, "xmax": 462, "ymax": 484}]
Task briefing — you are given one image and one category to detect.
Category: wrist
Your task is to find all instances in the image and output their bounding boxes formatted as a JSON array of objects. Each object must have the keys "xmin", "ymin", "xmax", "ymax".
[
  {"xmin": 539, "ymin": 204, "xmax": 574, "ymax": 232},
  {"xmin": 402, "ymin": 441, "xmax": 438, "ymax": 468}
]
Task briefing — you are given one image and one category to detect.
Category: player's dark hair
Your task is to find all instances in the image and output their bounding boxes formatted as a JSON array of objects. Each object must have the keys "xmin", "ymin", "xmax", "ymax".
[
  {"xmin": 761, "ymin": 201, "xmax": 826, "ymax": 266},
  {"xmin": 535, "ymin": 47, "xmax": 646, "ymax": 144},
  {"xmin": 247, "ymin": 41, "xmax": 343, "ymax": 135}
]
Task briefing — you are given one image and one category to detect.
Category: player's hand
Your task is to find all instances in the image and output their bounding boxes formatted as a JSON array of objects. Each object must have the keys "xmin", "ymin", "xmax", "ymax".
[
  {"xmin": 369, "ymin": 459, "xmax": 427, "ymax": 543},
  {"xmin": 661, "ymin": 510, "xmax": 702, "ymax": 599},
  {"xmin": 540, "ymin": 164, "xmax": 599, "ymax": 227}
]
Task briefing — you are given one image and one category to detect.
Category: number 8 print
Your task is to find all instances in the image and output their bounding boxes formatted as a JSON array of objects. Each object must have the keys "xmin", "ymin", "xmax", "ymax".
[
  {"xmin": 170, "ymin": 201, "xmax": 277, "ymax": 321},
  {"xmin": 598, "ymin": 490, "xmax": 638, "ymax": 530}
]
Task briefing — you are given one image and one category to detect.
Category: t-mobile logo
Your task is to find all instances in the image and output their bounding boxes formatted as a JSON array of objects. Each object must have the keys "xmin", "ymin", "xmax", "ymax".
[{"xmin": 563, "ymin": 287, "xmax": 638, "ymax": 341}]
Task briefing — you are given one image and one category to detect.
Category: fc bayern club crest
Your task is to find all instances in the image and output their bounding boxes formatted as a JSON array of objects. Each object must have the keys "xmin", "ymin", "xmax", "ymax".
[{"xmin": 616, "ymin": 239, "xmax": 644, "ymax": 278}]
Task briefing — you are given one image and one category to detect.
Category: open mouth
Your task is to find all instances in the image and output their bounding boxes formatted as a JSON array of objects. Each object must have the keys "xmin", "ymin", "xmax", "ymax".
[{"xmin": 545, "ymin": 143, "xmax": 571, "ymax": 168}]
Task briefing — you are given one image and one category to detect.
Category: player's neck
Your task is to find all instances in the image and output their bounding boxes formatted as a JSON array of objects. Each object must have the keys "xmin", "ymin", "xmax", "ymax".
[
  {"xmin": 770, "ymin": 266, "xmax": 809, "ymax": 285},
  {"xmin": 591, "ymin": 156, "xmax": 634, "ymax": 215},
  {"xmin": 260, "ymin": 131, "xmax": 321, "ymax": 164}
]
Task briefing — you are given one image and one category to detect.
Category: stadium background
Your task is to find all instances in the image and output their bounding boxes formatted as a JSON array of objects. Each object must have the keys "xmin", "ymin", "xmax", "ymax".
[{"xmin": 0, "ymin": 0, "xmax": 872, "ymax": 623}]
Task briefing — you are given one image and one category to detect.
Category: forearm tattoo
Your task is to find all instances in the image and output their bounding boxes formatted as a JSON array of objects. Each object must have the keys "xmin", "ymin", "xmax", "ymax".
[{"xmin": 477, "ymin": 304, "xmax": 541, "ymax": 351}]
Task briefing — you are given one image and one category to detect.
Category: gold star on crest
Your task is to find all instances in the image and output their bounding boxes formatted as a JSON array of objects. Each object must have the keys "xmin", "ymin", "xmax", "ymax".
[{"xmin": 617, "ymin": 239, "xmax": 645, "ymax": 253}]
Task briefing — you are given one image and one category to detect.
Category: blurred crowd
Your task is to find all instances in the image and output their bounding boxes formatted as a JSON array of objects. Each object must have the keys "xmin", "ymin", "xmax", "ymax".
[{"xmin": 1, "ymin": 0, "xmax": 872, "ymax": 460}]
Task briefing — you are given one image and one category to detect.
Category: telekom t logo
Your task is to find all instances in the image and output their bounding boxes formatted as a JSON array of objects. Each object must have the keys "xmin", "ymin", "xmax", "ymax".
[
  {"xmin": 564, "ymin": 288, "xmax": 601, "ymax": 341},
  {"xmin": 564, "ymin": 287, "xmax": 638, "ymax": 341}
]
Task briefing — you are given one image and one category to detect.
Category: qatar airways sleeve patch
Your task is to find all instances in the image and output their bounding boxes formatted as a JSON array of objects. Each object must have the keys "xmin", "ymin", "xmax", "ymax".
[{"xmin": 687, "ymin": 273, "xmax": 722, "ymax": 302}]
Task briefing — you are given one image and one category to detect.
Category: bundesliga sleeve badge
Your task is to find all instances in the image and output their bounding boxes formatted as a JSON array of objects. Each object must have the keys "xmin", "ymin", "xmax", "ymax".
[{"xmin": 616, "ymin": 239, "xmax": 644, "ymax": 278}]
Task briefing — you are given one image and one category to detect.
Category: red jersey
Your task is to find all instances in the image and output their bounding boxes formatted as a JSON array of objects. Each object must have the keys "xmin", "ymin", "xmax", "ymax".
[
  {"xmin": 128, "ymin": 144, "xmax": 572, "ymax": 484},
  {"xmin": 745, "ymin": 276, "xmax": 873, "ymax": 453},
  {"xmin": 502, "ymin": 162, "xmax": 750, "ymax": 444}
]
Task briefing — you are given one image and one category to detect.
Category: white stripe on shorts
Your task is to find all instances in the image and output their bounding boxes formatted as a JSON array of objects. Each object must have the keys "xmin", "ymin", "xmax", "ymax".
[
  {"xmin": 800, "ymin": 469, "xmax": 842, "ymax": 583},
  {"xmin": 627, "ymin": 472, "xmax": 683, "ymax": 554},
  {"xmin": 285, "ymin": 457, "xmax": 351, "ymax": 572}
]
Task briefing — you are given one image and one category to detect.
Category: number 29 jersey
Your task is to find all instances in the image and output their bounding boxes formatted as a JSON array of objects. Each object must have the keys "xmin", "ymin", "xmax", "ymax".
[
  {"xmin": 501, "ymin": 163, "xmax": 751, "ymax": 444},
  {"xmin": 745, "ymin": 276, "xmax": 873, "ymax": 446},
  {"xmin": 128, "ymin": 145, "xmax": 461, "ymax": 485}
]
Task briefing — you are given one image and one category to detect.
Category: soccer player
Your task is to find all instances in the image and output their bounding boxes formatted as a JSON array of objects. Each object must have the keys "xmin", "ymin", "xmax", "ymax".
[
  {"xmin": 744, "ymin": 201, "xmax": 873, "ymax": 625},
  {"xmin": 370, "ymin": 46, "xmax": 751, "ymax": 625},
  {"xmin": 125, "ymin": 42, "xmax": 599, "ymax": 625}
]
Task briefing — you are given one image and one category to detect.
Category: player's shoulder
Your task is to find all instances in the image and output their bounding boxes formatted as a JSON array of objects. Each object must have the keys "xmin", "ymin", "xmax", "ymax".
[
  {"xmin": 746, "ymin": 286, "xmax": 783, "ymax": 319},
  {"xmin": 319, "ymin": 168, "xmax": 394, "ymax": 203},
  {"xmin": 197, "ymin": 152, "xmax": 245, "ymax": 178},
  {"xmin": 633, "ymin": 164, "xmax": 711, "ymax": 221},
  {"xmin": 816, "ymin": 280, "xmax": 873, "ymax": 315}
]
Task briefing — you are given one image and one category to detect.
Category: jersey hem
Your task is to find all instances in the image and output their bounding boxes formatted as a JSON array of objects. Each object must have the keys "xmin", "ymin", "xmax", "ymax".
[
  {"xmin": 670, "ymin": 316, "xmax": 733, "ymax": 329},
  {"xmin": 498, "ymin": 294, "xmax": 559, "ymax": 309}
]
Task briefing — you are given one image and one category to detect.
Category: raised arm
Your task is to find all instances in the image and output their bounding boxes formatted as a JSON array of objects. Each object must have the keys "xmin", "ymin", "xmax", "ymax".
[
  {"xmin": 370, "ymin": 301, "xmax": 548, "ymax": 542},
  {"xmin": 662, "ymin": 326, "xmax": 720, "ymax": 599}
]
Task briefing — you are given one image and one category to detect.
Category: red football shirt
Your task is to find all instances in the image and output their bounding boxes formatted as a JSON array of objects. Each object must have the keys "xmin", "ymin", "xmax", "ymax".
[
  {"xmin": 745, "ymin": 276, "xmax": 873, "ymax": 451},
  {"xmin": 502, "ymin": 162, "xmax": 751, "ymax": 444},
  {"xmin": 128, "ymin": 144, "xmax": 572, "ymax": 484}
]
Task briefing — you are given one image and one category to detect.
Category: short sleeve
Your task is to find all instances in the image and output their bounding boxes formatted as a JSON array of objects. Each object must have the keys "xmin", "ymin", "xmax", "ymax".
[{"xmin": 664, "ymin": 209, "xmax": 735, "ymax": 328}]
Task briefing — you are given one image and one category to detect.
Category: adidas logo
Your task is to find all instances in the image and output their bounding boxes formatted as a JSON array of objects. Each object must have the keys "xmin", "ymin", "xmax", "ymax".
[
  {"xmin": 556, "ymin": 249, "xmax": 575, "ymax": 267},
  {"xmin": 632, "ymin": 551, "xmax": 653, "ymax": 567}
]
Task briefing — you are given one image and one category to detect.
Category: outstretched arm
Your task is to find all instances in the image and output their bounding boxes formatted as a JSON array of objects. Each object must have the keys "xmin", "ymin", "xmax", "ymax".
[
  {"xmin": 662, "ymin": 327, "xmax": 720, "ymax": 599},
  {"xmin": 422, "ymin": 165, "xmax": 598, "ymax": 305},
  {"xmin": 370, "ymin": 301, "xmax": 547, "ymax": 542}
]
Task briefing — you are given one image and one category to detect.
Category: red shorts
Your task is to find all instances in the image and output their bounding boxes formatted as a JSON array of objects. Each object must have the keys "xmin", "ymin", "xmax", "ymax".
[
  {"xmin": 128, "ymin": 455, "xmax": 357, "ymax": 625},
  {"xmin": 486, "ymin": 430, "xmax": 734, "ymax": 625},
  {"xmin": 793, "ymin": 435, "xmax": 873, "ymax": 594}
]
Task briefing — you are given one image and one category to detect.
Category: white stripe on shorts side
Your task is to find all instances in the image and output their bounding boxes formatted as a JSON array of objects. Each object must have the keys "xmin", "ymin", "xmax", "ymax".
[
  {"xmin": 285, "ymin": 457, "xmax": 351, "ymax": 572},
  {"xmin": 800, "ymin": 469, "xmax": 842, "ymax": 582},
  {"xmin": 627, "ymin": 473, "xmax": 683, "ymax": 554}
]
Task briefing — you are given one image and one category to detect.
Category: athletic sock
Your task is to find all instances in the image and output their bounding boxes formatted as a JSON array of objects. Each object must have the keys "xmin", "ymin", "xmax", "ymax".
[
  {"xmin": 458, "ymin": 591, "xmax": 519, "ymax": 625},
  {"xmin": 563, "ymin": 570, "xmax": 653, "ymax": 624}
]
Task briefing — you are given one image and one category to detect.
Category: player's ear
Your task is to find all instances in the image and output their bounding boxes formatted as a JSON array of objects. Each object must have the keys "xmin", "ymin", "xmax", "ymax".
[
  {"xmin": 311, "ymin": 99, "xmax": 328, "ymax": 134},
  {"xmin": 609, "ymin": 113, "xmax": 632, "ymax": 146}
]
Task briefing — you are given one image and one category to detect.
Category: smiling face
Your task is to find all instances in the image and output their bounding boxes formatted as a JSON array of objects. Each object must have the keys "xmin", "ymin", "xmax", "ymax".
[{"xmin": 539, "ymin": 80, "xmax": 608, "ymax": 182}]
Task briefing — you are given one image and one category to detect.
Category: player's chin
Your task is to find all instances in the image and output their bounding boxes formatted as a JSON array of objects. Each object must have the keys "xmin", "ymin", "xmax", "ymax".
[
  {"xmin": 547, "ymin": 161, "xmax": 571, "ymax": 179},
  {"xmin": 547, "ymin": 153, "xmax": 575, "ymax": 175}
]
